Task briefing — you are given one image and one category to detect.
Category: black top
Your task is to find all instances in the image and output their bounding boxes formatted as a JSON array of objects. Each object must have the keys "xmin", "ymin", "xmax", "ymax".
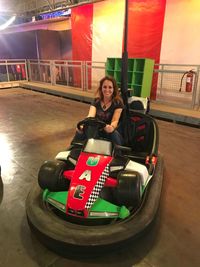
[{"xmin": 91, "ymin": 98, "xmax": 124, "ymax": 124}]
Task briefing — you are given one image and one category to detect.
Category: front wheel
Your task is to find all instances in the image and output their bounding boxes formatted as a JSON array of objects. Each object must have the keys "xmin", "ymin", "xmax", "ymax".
[
  {"xmin": 38, "ymin": 160, "xmax": 70, "ymax": 192},
  {"xmin": 113, "ymin": 171, "xmax": 142, "ymax": 208}
]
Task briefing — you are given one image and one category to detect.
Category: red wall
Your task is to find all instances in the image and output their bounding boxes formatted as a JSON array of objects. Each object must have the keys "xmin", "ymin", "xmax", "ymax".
[
  {"xmin": 71, "ymin": 4, "xmax": 93, "ymax": 61},
  {"xmin": 127, "ymin": 0, "xmax": 166, "ymax": 98},
  {"xmin": 71, "ymin": 4, "xmax": 93, "ymax": 88},
  {"xmin": 71, "ymin": 1, "xmax": 166, "ymax": 96}
]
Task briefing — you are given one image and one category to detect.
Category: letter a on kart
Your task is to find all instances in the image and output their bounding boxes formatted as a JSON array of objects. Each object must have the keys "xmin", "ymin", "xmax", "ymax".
[{"xmin": 79, "ymin": 170, "xmax": 92, "ymax": 181}]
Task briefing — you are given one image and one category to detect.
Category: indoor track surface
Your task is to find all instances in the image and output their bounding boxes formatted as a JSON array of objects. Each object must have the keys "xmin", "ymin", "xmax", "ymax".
[{"xmin": 0, "ymin": 88, "xmax": 199, "ymax": 267}]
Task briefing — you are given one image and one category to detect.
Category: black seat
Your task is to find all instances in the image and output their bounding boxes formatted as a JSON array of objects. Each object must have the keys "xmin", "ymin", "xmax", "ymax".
[{"xmin": 121, "ymin": 110, "xmax": 158, "ymax": 156}]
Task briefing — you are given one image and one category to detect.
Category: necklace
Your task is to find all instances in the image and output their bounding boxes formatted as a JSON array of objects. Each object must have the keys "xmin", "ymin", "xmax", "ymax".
[
  {"xmin": 102, "ymin": 103, "xmax": 107, "ymax": 110},
  {"xmin": 102, "ymin": 100, "xmax": 112, "ymax": 110},
  {"xmin": 102, "ymin": 100, "xmax": 111, "ymax": 110}
]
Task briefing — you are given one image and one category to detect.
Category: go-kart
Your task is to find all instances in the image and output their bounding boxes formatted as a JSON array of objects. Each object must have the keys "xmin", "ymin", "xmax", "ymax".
[{"xmin": 26, "ymin": 104, "xmax": 164, "ymax": 256}]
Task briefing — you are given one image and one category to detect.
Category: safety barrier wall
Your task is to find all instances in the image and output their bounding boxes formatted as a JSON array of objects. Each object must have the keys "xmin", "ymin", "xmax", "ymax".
[
  {"xmin": 27, "ymin": 59, "xmax": 105, "ymax": 92},
  {"xmin": 0, "ymin": 59, "xmax": 200, "ymax": 110},
  {"xmin": 27, "ymin": 59, "xmax": 85, "ymax": 90},
  {"xmin": 26, "ymin": 59, "xmax": 200, "ymax": 109},
  {"xmin": 155, "ymin": 64, "xmax": 200, "ymax": 109},
  {"xmin": 0, "ymin": 59, "xmax": 28, "ymax": 83}
]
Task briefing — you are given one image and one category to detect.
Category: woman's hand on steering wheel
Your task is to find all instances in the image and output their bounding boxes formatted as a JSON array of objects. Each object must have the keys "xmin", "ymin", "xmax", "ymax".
[
  {"xmin": 104, "ymin": 124, "xmax": 115, "ymax": 133},
  {"xmin": 76, "ymin": 125, "xmax": 84, "ymax": 133},
  {"xmin": 77, "ymin": 117, "xmax": 106, "ymax": 131}
]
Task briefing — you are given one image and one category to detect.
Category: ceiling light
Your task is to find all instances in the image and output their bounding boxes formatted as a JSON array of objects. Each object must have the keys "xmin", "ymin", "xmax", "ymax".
[{"xmin": 0, "ymin": 15, "xmax": 16, "ymax": 30}]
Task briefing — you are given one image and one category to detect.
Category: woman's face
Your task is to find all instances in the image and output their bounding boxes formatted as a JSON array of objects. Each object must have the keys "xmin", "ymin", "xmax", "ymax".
[{"xmin": 102, "ymin": 80, "xmax": 114, "ymax": 99}]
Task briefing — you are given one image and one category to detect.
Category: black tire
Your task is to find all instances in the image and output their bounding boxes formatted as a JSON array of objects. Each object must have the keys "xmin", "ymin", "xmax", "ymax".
[
  {"xmin": 26, "ymin": 155, "xmax": 164, "ymax": 257},
  {"xmin": 38, "ymin": 160, "xmax": 70, "ymax": 192},
  {"xmin": 113, "ymin": 171, "xmax": 142, "ymax": 207}
]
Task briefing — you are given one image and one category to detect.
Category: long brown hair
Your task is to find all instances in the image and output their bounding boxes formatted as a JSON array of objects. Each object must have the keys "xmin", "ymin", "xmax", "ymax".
[{"xmin": 95, "ymin": 76, "xmax": 123, "ymax": 104}]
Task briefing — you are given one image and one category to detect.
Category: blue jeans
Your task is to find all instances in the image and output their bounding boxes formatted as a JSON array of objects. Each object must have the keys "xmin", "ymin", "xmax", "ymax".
[
  {"xmin": 72, "ymin": 129, "xmax": 123, "ymax": 146},
  {"xmin": 100, "ymin": 130, "xmax": 123, "ymax": 145}
]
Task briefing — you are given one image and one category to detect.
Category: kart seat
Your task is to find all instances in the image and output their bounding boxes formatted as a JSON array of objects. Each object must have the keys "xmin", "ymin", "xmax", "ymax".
[
  {"xmin": 121, "ymin": 111, "xmax": 158, "ymax": 156},
  {"xmin": 128, "ymin": 96, "xmax": 150, "ymax": 114},
  {"xmin": 131, "ymin": 116, "xmax": 154, "ymax": 153}
]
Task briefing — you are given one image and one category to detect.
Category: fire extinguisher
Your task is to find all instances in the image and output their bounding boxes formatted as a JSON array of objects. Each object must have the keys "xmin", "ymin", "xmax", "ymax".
[{"xmin": 179, "ymin": 70, "xmax": 195, "ymax": 92}]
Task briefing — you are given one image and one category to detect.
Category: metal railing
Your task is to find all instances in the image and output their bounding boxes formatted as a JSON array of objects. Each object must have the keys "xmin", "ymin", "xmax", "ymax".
[
  {"xmin": 85, "ymin": 61, "xmax": 106, "ymax": 91},
  {"xmin": 27, "ymin": 59, "xmax": 85, "ymax": 90},
  {"xmin": 155, "ymin": 64, "xmax": 200, "ymax": 109},
  {"xmin": 0, "ymin": 59, "xmax": 200, "ymax": 110},
  {"xmin": 27, "ymin": 59, "xmax": 105, "ymax": 92},
  {"xmin": 0, "ymin": 59, "xmax": 28, "ymax": 83}
]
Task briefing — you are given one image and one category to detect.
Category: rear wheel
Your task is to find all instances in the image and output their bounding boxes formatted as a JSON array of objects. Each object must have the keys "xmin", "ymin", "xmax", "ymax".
[{"xmin": 38, "ymin": 160, "xmax": 70, "ymax": 191}]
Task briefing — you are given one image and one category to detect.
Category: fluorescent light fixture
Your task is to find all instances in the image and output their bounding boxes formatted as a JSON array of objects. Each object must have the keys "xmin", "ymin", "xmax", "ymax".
[{"xmin": 0, "ymin": 15, "xmax": 16, "ymax": 30}]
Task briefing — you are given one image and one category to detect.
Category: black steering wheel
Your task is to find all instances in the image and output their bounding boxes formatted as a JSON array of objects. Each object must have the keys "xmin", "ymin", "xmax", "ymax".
[{"xmin": 77, "ymin": 117, "xmax": 106, "ymax": 131}]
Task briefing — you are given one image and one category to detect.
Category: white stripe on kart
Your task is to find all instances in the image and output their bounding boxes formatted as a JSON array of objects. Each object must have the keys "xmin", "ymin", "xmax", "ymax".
[{"xmin": 55, "ymin": 151, "xmax": 70, "ymax": 160}]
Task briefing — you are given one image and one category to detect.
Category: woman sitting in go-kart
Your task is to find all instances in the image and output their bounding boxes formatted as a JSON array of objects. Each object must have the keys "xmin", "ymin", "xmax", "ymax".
[
  {"xmin": 72, "ymin": 75, "xmax": 124, "ymax": 145},
  {"xmin": 26, "ymin": 74, "xmax": 164, "ymax": 257}
]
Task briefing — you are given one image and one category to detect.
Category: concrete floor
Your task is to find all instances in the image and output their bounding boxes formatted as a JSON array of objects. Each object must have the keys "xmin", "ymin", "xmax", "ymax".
[{"xmin": 0, "ymin": 88, "xmax": 199, "ymax": 267}]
